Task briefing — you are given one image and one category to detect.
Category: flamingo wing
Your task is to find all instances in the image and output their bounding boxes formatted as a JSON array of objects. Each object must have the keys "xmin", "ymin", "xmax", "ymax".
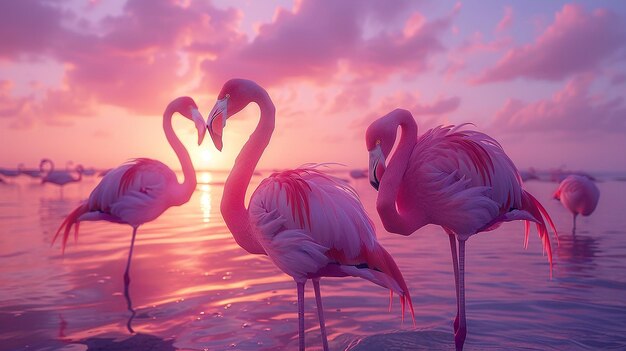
[
  {"xmin": 248, "ymin": 166, "xmax": 414, "ymax": 319},
  {"xmin": 84, "ymin": 158, "xmax": 178, "ymax": 226}
]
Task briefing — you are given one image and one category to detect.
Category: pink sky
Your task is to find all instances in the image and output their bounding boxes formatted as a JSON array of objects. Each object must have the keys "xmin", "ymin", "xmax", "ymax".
[{"xmin": 1, "ymin": 0, "xmax": 625, "ymax": 172}]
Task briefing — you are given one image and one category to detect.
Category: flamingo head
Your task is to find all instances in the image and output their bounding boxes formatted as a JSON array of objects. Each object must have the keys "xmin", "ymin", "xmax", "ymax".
[
  {"xmin": 207, "ymin": 79, "xmax": 262, "ymax": 151},
  {"xmin": 39, "ymin": 158, "xmax": 53, "ymax": 173},
  {"xmin": 365, "ymin": 113, "xmax": 400, "ymax": 190},
  {"xmin": 171, "ymin": 96, "xmax": 206, "ymax": 146}
]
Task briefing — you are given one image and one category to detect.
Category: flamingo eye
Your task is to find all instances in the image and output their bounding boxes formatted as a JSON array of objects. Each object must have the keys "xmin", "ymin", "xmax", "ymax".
[
  {"xmin": 376, "ymin": 139, "xmax": 381, "ymax": 145},
  {"xmin": 225, "ymin": 94, "xmax": 230, "ymax": 98}
]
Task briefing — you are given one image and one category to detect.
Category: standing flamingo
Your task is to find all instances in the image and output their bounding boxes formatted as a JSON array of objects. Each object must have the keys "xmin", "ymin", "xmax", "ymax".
[
  {"xmin": 553, "ymin": 175, "xmax": 599, "ymax": 231},
  {"xmin": 53, "ymin": 96, "xmax": 206, "ymax": 288},
  {"xmin": 206, "ymin": 79, "xmax": 414, "ymax": 351},
  {"xmin": 40, "ymin": 159, "xmax": 84, "ymax": 195},
  {"xmin": 18, "ymin": 163, "xmax": 42, "ymax": 178},
  {"xmin": 365, "ymin": 109, "xmax": 558, "ymax": 351}
]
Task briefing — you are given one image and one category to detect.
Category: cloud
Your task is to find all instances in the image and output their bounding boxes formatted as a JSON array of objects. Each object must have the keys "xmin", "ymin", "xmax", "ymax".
[
  {"xmin": 0, "ymin": 0, "xmax": 243, "ymax": 123},
  {"xmin": 491, "ymin": 75, "xmax": 626, "ymax": 134},
  {"xmin": 474, "ymin": 4, "xmax": 625, "ymax": 84},
  {"xmin": 413, "ymin": 96, "xmax": 461, "ymax": 115},
  {"xmin": 0, "ymin": 0, "xmax": 71, "ymax": 59},
  {"xmin": 200, "ymin": 0, "xmax": 456, "ymax": 89},
  {"xmin": 495, "ymin": 6, "xmax": 513, "ymax": 33}
]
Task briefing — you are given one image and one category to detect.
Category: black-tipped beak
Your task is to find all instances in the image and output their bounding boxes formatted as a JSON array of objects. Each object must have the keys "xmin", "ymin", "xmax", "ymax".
[
  {"xmin": 207, "ymin": 98, "xmax": 227, "ymax": 152},
  {"xmin": 368, "ymin": 145, "xmax": 385, "ymax": 191}
]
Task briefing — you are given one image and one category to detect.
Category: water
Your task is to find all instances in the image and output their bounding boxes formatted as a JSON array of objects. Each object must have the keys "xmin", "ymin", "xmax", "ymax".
[{"xmin": 1, "ymin": 172, "xmax": 625, "ymax": 350}]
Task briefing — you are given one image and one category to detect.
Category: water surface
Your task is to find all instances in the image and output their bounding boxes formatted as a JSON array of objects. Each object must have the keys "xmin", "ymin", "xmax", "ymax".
[{"xmin": 1, "ymin": 172, "xmax": 625, "ymax": 350}]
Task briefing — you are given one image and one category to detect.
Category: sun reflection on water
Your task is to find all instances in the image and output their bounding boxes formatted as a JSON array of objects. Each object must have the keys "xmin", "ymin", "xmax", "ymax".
[{"xmin": 199, "ymin": 172, "xmax": 212, "ymax": 223}]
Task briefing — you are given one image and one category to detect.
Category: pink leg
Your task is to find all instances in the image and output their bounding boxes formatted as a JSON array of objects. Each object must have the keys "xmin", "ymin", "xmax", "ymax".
[
  {"xmin": 448, "ymin": 234, "xmax": 460, "ymax": 333},
  {"xmin": 312, "ymin": 279, "xmax": 329, "ymax": 351},
  {"xmin": 297, "ymin": 281, "xmax": 306, "ymax": 351},
  {"xmin": 455, "ymin": 239, "xmax": 467, "ymax": 351},
  {"xmin": 123, "ymin": 227, "xmax": 138, "ymax": 285}
]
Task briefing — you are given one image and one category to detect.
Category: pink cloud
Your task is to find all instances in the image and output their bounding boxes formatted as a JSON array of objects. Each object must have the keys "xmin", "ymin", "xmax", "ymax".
[
  {"xmin": 200, "ymin": 0, "xmax": 456, "ymax": 89},
  {"xmin": 351, "ymin": 91, "xmax": 460, "ymax": 136},
  {"xmin": 491, "ymin": 75, "xmax": 626, "ymax": 134},
  {"xmin": 0, "ymin": 0, "xmax": 243, "ymax": 123},
  {"xmin": 0, "ymin": 1, "xmax": 70, "ymax": 59},
  {"xmin": 496, "ymin": 6, "xmax": 513, "ymax": 33},
  {"xmin": 474, "ymin": 4, "xmax": 625, "ymax": 84},
  {"xmin": 413, "ymin": 96, "xmax": 461, "ymax": 115}
]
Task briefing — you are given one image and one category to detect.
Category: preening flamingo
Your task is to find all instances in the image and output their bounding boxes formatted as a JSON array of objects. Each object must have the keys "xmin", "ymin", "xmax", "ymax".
[
  {"xmin": 53, "ymin": 97, "xmax": 206, "ymax": 288},
  {"xmin": 206, "ymin": 79, "xmax": 414, "ymax": 351},
  {"xmin": 554, "ymin": 174, "xmax": 599, "ymax": 231},
  {"xmin": 365, "ymin": 109, "xmax": 558, "ymax": 351}
]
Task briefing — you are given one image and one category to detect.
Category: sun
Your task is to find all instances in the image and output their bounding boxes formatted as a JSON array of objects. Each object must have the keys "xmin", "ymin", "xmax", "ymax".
[{"xmin": 197, "ymin": 149, "xmax": 213, "ymax": 169}]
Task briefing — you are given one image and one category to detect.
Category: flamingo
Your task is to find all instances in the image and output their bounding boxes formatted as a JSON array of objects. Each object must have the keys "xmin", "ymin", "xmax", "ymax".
[
  {"xmin": 53, "ymin": 96, "xmax": 206, "ymax": 289},
  {"xmin": 206, "ymin": 79, "xmax": 414, "ymax": 351},
  {"xmin": 0, "ymin": 166, "xmax": 21, "ymax": 178},
  {"xmin": 553, "ymin": 174, "xmax": 599, "ymax": 231},
  {"xmin": 365, "ymin": 109, "xmax": 558, "ymax": 351},
  {"xmin": 40, "ymin": 159, "xmax": 84, "ymax": 195},
  {"xmin": 18, "ymin": 163, "xmax": 42, "ymax": 178}
]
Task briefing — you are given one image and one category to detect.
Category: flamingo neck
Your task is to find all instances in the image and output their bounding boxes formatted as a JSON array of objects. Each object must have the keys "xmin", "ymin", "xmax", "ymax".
[
  {"xmin": 376, "ymin": 111, "xmax": 425, "ymax": 235},
  {"xmin": 41, "ymin": 159, "xmax": 54, "ymax": 176},
  {"xmin": 163, "ymin": 105, "xmax": 197, "ymax": 205},
  {"xmin": 222, "ymin": 89, "xmax": 274, "ymax": 255}
]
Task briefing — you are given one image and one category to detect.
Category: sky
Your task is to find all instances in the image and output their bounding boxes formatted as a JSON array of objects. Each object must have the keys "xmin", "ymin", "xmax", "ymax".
[{"xmin": 1, "ymin": 0, "xmax": 625, "ymax": 172}]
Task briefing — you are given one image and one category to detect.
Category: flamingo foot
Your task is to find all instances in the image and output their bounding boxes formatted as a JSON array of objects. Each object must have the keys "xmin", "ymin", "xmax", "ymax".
[{"xmin": 454, "ymin": 325, "xmax": 467, "ymax": 351}]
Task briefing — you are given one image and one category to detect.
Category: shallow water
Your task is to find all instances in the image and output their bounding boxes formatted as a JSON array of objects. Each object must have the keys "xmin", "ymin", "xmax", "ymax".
[{"xmin": 1, "ymin": 172, "xmax": 625, "ymax": 351}]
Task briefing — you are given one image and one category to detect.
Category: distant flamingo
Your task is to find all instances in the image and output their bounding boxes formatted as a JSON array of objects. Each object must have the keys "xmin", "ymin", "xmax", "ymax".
[
  {"xmin": 365, "ymin": 109, "xmax": 558, "ymax": 351},
  {"xmin": 0, "ymin": 166, "xmax": 20, "ymax": 178},
  {"xmin": 40, "ymin": 159, "xmax": 84, "ymax": 195},
  {"xmin": 207, "ymin": 79, "xmax": 414, "ymax": 351},
  {"xmin": 553, "ymin": 175, "xmax": 599, "ymax": 231},
  {"xmin": 53, "ymin": 97, "xmax": 206, "ymax": 290},
  {"xmin": 18, "ymin": 163, "xmax": 42, "ymax": 178}
]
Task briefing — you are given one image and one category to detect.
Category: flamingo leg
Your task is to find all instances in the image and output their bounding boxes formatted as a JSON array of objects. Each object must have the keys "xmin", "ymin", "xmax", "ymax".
[
  {"xmin": 448, "ymin": 233, "xmax": 460, "ymax": 333},
  {"xmin": 297, "ymin": 281, "xmax": 306, "ymax": 351},
  {"xmin": 573, "ymin": 213, "xmax": 577, "ymax": 233},
  {"xmin": 123, "ymin": 226, "xmax": 138, "ymax": 285},
  {"xmin": 312, "ymin": 278, "xmax": 329, "ymax": 351},
  {"xmin": 455, "ymin": 239, "xmax": 467, "ymax": 351}
]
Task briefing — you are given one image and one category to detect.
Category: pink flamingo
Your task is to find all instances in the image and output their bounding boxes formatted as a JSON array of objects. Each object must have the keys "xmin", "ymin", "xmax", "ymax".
[
  {"xmin": 53, "ymin": 96, "xmax": 206, "ymax": 287},
  {"xmin": 365, "ymin": 109, "xmax": 558, "ymax": 351},
  {"xmin": 553, "ymin": 174, "xmax": 599, "ymax": 231},
  {"xmin": 40, "ymin": 159, "xmax": 84, "ymax": 195},
  {"xmin": 207, "ymin": 79, "xmax": 414, "ymax": 351},
  {"xmin": 18, "ymin": 163, "xmax": 42, "ymax": 178}
]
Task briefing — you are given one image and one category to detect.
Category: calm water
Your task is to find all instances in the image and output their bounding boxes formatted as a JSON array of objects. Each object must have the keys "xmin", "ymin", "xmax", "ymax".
[{"xmin": 1, "ymin": 171, "xmax": 625, "ymax": 351}]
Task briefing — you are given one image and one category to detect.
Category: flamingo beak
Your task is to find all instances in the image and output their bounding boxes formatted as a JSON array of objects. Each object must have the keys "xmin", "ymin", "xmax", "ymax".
[
  {"xmin": 207, "ymin": 97, "xmax": 228, "ymax": 151},
  {"xmin": 191, "ymin": 108, "xmax": 206, "ymax": 145},
  {"xmin": 368, "ymin": 145, "xmax": 386, "ymax": 191}
]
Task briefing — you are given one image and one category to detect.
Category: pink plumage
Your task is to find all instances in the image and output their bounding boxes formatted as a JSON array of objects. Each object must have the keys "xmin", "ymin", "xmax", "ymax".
[
  {"xmin": 53, "ymin": 96, "xmax": 206, "ymax": 285},
  {"xmin": 366, "ymin": 109, "xmax": 559, "ymax": 351},
  {"xmin": 554, "ymin": 174, "xmax": 600, "ymax": 229},
  {"xmin": 207, "ymin": 79, "xmax": 413, "ymax": 351}
]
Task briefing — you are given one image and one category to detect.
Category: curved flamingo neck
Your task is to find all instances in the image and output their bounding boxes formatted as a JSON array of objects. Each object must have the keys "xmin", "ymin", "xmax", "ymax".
[
  {"xmin": 163, "ymin": 104, "xmax": 197, "ymax": 205},
  {"xmin": 376, "ymin": 111, "xmax": 424, "ymax": 235},
  {"xmin": 41, "ymin": 159, "xmax": 54, "ymax": 176},
  {"xmin": 222, "ymin": 87, "xmax": 274, "ymax": 255}
]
